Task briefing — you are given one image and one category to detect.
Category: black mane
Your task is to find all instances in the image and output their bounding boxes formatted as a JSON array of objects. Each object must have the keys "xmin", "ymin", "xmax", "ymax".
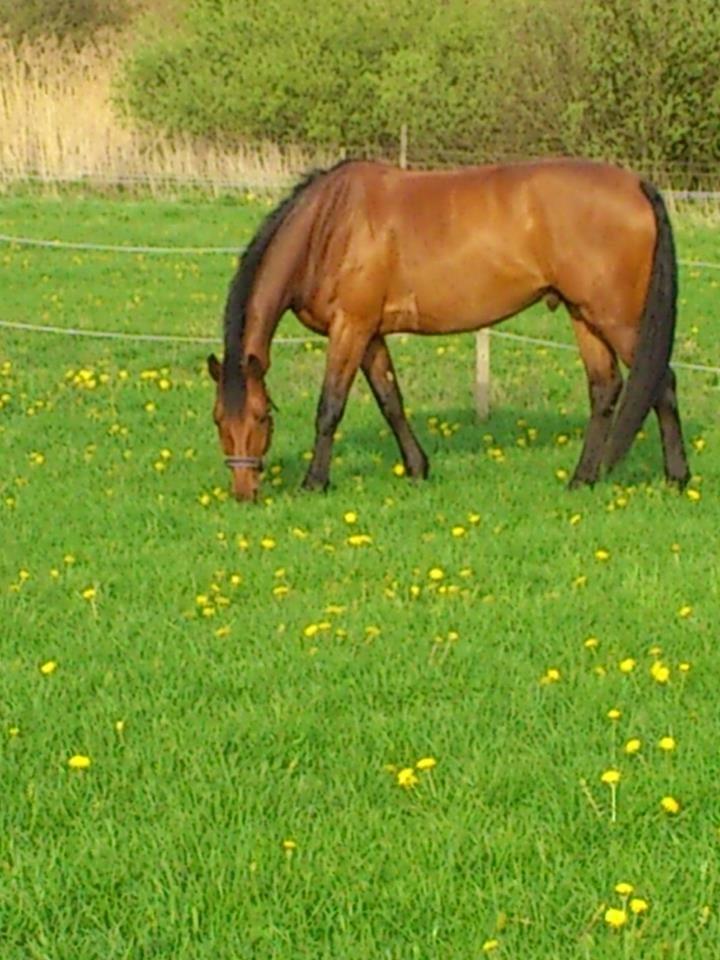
[{"xmin": 222, "ymin": 158, "xmax": 354, "ymax": 412}]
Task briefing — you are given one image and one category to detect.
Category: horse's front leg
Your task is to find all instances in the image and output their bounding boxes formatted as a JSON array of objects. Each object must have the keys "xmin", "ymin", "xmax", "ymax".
[
  {"xmin": 361, "ymin": 335, "xmax": 428, "ymax": 479},
  {"xmin": 302, "ymin": 320, "xmax": 371, "ymax": 492}
]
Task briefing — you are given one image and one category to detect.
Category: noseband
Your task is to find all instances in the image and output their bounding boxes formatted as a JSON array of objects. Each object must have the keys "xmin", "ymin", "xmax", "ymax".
[{"xmin": 225, "ymin": 456, "xmax": 264, "ymax": 471}]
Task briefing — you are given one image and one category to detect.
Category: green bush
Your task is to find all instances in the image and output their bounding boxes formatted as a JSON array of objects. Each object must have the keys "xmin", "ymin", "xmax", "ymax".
[
  {"xmin": 118, "ymin": 0, "xmax": 720, "ymax": 176},
  {"xmin": 0, "ymin": 0, "xmax": 131, "ymax": 45}
]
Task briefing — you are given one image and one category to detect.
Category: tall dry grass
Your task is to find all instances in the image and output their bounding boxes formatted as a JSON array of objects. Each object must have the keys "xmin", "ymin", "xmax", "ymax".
[{"xmin": 0, "ymin": 38, "xmax": 328, "ymax": 193}]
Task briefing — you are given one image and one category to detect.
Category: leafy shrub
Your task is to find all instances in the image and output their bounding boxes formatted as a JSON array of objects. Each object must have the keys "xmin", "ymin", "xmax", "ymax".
[{"xmin": 119, "ymin": 0, "xmax": 720, "ymax": 176}]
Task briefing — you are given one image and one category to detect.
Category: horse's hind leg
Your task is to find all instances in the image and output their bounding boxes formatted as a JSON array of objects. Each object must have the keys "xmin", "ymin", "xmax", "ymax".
[
  {"xmin": 654, "ymin": 366, "xmax": 690, "ymax": 487},
  {"xmin": 361, "ymin": 335, "xmax": 429, "ymax": 479},
  {"xmin": 569, "ymin": 316, "xmax": 623, "ymax": 488},
  {"xmin": 302, "ymin": 320, "xmax": 371, "ymax": 492}
]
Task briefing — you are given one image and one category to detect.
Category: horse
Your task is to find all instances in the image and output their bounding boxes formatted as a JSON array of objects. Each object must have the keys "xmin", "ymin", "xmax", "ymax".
[{"xmin": 207, "ymin": 158, "xmax": 689, "ymax": 501}]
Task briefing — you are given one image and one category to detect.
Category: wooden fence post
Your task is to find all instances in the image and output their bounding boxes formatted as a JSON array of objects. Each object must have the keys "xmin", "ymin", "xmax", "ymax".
[
  {"xmin": 474, "ymin": 329, "xmax": 490, "ymax": 419},
  {"xmin": 399, "ymin": 124, "xmax": 408, "ymax": 169}
]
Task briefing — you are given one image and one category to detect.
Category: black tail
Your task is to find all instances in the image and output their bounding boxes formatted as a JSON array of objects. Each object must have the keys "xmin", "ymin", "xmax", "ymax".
[{"xmin": 604, "ymin": 180, "xmax": 678, "ymax": 472}]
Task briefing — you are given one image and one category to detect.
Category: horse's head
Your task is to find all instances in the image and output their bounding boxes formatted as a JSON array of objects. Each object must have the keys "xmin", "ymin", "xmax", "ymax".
[{"xmin": 207, "ymin": 353, "xmax": 273, "ymax": 502}]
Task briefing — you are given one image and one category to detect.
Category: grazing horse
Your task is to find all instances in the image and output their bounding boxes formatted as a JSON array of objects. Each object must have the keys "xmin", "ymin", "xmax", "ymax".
[{"xmin": 208, "ymin": 158, "xmax": 689, "ymax": 501}]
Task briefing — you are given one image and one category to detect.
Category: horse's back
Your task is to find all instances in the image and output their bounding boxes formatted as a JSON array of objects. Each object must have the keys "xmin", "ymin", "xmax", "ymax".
[{"xmin": 307, "ymin": 158, "xmax": 657, "ymax": 335}]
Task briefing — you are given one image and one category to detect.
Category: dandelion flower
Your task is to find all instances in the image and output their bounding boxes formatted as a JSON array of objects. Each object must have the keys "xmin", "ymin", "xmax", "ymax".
[
  {"xmin": 451, "ymin": 525, "xmax": 466, "ymax": 537},
  {"xmin": 416, "ymin": 757, "xmax": 437, "ymax": 771},
  {"xmin": 624, "ymin": 738, "xmax": 642, "ymax": 755},
  {"xmin": 260, "ymin": 537, "xmax": 276, "ymax": 550},
  {"xmin": 539, "ymin": 667, "xmax": 561, "ymax": 685},
  {"xmin": 660, "ymin": 795, "xmax": 680, "ymax": 815},
  {"xmin": 392, "ymin": 463, "xmax": 406, "ymax": 477},
  {"xmin": 482, "ymin": 940, "xmax": 500, "ymax": 953},
  {"xmin": 396, "ymin": 767, "xmax": 419, "ymax": 789},
  {"xmin": 584, "ymin": 636, "xmax": 599, "ymax": 650},
  {"xmin": 686, "ymin": 488, "xmax": 701, "ymax": 502},
  {"xmin": 282, "ymin": 839, "xmax": 297, "ymax": 852},
  {"xmin": 68, "ymin": 754, "xmax": 91, "ymax": 770},
  {"xmin": 428, "ymin": 567, "xmax": 445, "ymax": 581},
  {"xmin": 40, "ymin": 660, "xmax": 58, "ymax": 675},
  {"xmin": 614, "ymin": 882, "xmax": 634, "ymax": 896},
  {"xmin": 619, "ymin": 657, "xmax": 636, "ymax": 673},
  {"xmin": 658, "ymin": 736, "xmax": 676, "ymax": 752},
  {"xmin": 601, "ymin": 768, "xmax": 621, "ymax": 785},
  {"xmin": 607, "ymin": 708, "xmax": 621, "ymax": 721},
  {"xmin": 604, "ymin": 907, "xmax": 628, "ymax": 929},
  {"xmin": 650, "ymin": 661, "xmax": 670, "ymax": 684},
  {"xmin": 343, "ymin": 511, "xmax": 358, "ymax": 524},
  {"xmin": 347, "ymin": 533, "xmax": 372, "ymax": 546},
  {"xmin": 595, "ymin": 548, "xmax": 610, "ymax": 561},
  {"xmin": 630, "ymin": 898, "xmax": 649, "ymax": 915}
]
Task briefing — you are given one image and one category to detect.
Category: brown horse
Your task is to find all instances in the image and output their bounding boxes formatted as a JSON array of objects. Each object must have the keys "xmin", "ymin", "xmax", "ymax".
[{"xmin": 208, "ymin": 158, "xmax": 689, "ymax": 501}]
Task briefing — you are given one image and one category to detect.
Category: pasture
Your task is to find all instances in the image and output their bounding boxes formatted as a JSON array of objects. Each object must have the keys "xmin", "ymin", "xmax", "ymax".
[{"xmin": 1, "ymin": 192, "xmax": 719, "ymax": 959}]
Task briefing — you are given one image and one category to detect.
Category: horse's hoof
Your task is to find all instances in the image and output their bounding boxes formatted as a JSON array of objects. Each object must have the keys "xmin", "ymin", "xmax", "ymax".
[
  {"xmin": 666, "ymin": 471, "xmax": 690, "ymax": 491},
  {"xmin": 567, "ymin": 474, "xmax": 594, "ymax": 491},
  {"xmin": 301, "ymin": 474, "xmax": 329, "ymax": 493}
]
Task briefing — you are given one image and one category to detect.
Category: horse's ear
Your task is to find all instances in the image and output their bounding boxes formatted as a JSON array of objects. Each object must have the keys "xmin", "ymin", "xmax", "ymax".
[{"xmin": 207, "ymin": 353, "xmax": 221, "ymax": 382}]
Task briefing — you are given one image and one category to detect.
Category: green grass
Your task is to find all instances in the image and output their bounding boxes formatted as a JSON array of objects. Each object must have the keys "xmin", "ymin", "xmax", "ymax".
[{"xmin": 1, "ymin": 194, "xmax": 720, "ymax": 959}]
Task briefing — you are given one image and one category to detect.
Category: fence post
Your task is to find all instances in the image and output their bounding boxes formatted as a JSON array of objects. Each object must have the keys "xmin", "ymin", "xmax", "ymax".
[
  {"xmin": 474, "ymin": 329, "xmax": 490, "ymax": 419},
  {"xmin": 399, "ymin": 124, "xmax": 408, "ymax": 169}
]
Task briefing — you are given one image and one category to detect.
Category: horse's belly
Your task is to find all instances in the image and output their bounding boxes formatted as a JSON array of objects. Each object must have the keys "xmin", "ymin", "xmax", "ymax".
[{"xmin": 381, "ymin": 278, "xmax": 540, "ymax": 334}]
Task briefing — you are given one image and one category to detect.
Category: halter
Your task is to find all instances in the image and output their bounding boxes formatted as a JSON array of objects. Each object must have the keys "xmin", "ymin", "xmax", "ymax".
[{"xmin": 224, "ymin": 455, "xmax": 264, "ymax": 471}]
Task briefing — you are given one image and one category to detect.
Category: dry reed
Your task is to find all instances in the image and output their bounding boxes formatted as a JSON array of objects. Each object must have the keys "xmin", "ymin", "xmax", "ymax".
[{"xmin": 0, "ymin": 38, "xmax": 329, "ymax": 193}]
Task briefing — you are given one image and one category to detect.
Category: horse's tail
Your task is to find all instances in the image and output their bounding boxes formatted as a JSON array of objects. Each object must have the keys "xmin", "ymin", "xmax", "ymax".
[{"xmin": 604, "ymin": 180, "xmax": 678, "ymax": 472}]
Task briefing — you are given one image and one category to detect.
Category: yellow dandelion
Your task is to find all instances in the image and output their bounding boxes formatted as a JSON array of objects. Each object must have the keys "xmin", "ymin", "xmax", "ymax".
[
  {"xmin": 114, "ymin": 720, "xmax": 125, "ymax": 734},
  {"xmin": 573, "ymin": 574, "xmax": 588, "ymax": 588},
  {"xmin": 68, "ymin": 754, "xmax": 92, "ymax": 770},
  {"xmin": 282, "ymin": 839, "xmax": 297, "ymax": 852},
  {"xmin": 678, "ymin": 604, "xmax": 692, "ymax": 618},
  {"xmin": 392, "ymin": 463, "xmax": 406, "ymax": 477},
  {"xmin": 607, "ymin": 708, "xmax": 621, "ymax": 721},
  {"xmin": 451, "ymin": 525, "xmax": 466, "ymax": 537},
  {"xmin": 686, "ymin": 488, "xmax": 701, "ymax": 502},
  {"xmin": 679, "ymin": 661, "xmax": 691, "ymax": 673},
  {"xmin": 416, "ymin": 757, "xmax": 437, "ymax": 771},
  {"xmin": 619, "ymin": 657, "xmax": 636, "ymax": 673},
  {"xmin": 624, "ymin": 738, "xmax": 642, "ymax": 755},
  {"xmin": 614, "ymin": 882, "xmax": 634, "ymax": 896},
  {"xmin": 650, "ymin": 661, "xmax": 670, "ymax": 684},
  {"xmin": 594, "ymin": 548, "xmax": 610, "ymax": 562},
  {"xmin": 629, "ymin": 898, "xmax": 649, "ymax": 915},
  {"xmin": 600, "ymin": 768, "xmax": 621, "ymax": 785},
  {"xmin": 396, "ymin": 767, "xmax": 419, "ymax": 789},
  {"xmin": 343, "ymin": 511, "xmax": 358, "ymax": 524},
  {"xmin": 584, "ymin": 636, "xmax": 599, "ymax": 650},
  {"xmin": 604, "ymin": 907, "xmax": 628, "ymax": 929},
  {"xmin": 260, "ymin": 537, "xmax": 276, "ymax": 550},
  {"xmin": 660, "ymin": 795, "xmax": 680, "ymax": 815},
  {"xmin": 81, "ymin": 587, "xmax": 97, "ymax": 601},
  {"xmin": 482, "ymin": 940, "xmax": 500, "ymax": 953},
  {"xmin": 468, "ymin": 512, "xmax": 481, "ymax": 524},
  {"xmin": 347, "ymin": 533, "xmax": 372, "ymax": 546},
  {"xmin": 540, "ymin": 667, "xmax": 561, "ymax": 685},
  {"xmin": 658, "ymin": 736, "xmax": 676, "ymax": 752},
  {"xmin": 303, "ymin": 623, "xmax": 319, "ymax": 638},
  {"xmin": 428, "ymin": 567, "xmax": 445, "ymax": 581},
  {"xmin": 40, "ymin": 660, "xmax": 58, "ymax": 675},
  {"xmin": 8, "ymin": 726, "xmax": 20, "ymax": 737},
  {"xmin": 555, "ymin": 467, "xmax": 568, "ymax": 481}
]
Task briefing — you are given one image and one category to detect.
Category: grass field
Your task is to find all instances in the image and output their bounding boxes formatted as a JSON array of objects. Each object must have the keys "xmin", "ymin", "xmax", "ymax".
[{"xmin": 1, "ymin": 193, "xmax": 719, "ymax": 959}]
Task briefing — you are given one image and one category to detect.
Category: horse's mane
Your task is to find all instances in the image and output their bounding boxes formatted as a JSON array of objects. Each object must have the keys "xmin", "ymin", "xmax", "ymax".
[{"xmin": 222, "ymin": 158, "xmax": 354, "ymax": 412}]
